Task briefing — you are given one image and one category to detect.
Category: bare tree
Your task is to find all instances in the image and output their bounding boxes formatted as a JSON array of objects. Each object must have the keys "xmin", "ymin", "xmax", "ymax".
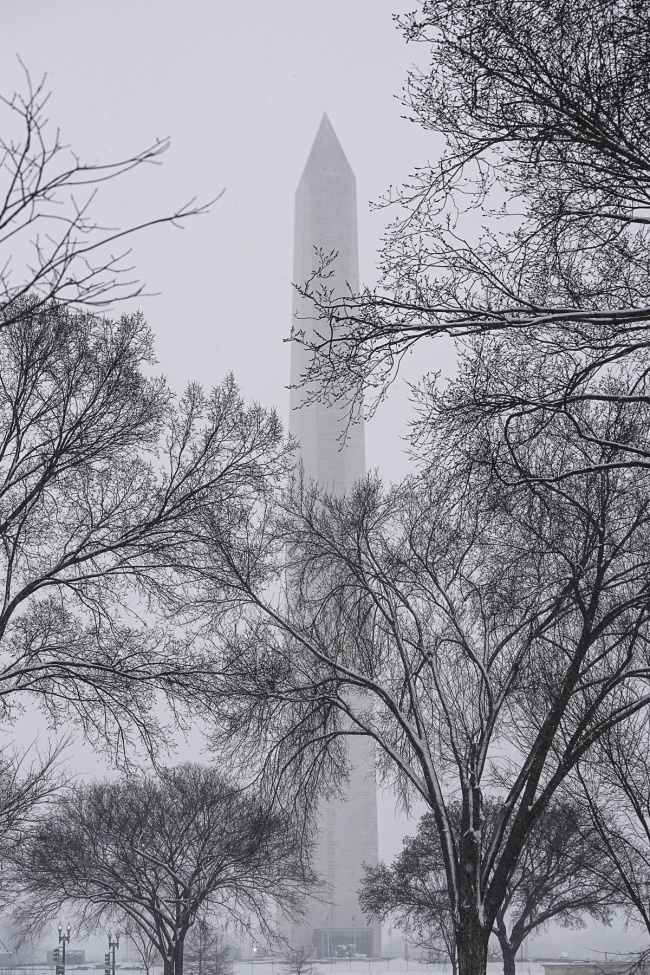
[
  {"xmin": 0, "ymin": 64, "xmax": 212, "ymax": 325},
  {"xmin": 183, "ymin": 912, "xmax": 233, "ymax": 975},
  {"xmin": 295, "ymin": 0, "xmax": 650, "ymax": 474},
  {"xmin": 0, "ymin": 299, "xmax": 290, "ymax": 759},
  {"xmin": 0, "ymin": 739, "xmax": 64, "ymax": 909},
  {"xmin": 0, "ymin": 741, "xmax": 63, "ymax": 835},
  {"xmin": 15, "ymin": 763, "xmax": 312, "ymax": 975},
  {"xmin": 362, "ymin": 803, "xmax": 611, "ymax": 975},
  {"xmin": 574, "ymin": 714, "xmax": 650, "ymax": 938},
  {"xmin": 282, "ymin": 946, "xmax": 320, "ymax": 975},
  {"xmin": 124, "ymin": 917, "xmax": 162, "ymax": 975},
  {"xmin": 199, "ymin": 394, "xmax": 650, "ymax": 975}
]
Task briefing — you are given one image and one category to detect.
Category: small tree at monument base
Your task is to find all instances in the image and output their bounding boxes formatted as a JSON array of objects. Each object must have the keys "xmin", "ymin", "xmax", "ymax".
[
  {"xmin": 283, "ymin": 946, "xmax": 321, "ymax": 975},
  {"xmin": 184, "ymin": 914, "xmax": 233, "ymax": 975}
]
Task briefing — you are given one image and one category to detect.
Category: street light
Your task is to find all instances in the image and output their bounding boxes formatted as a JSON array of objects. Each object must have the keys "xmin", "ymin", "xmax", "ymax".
[
  {"xmin": 54, "ymin": 924, "xmax": 71, "ymax": 975},
  {"xmin": 106, "ymin": 931, "xmax": 120, "ymax": 975}
]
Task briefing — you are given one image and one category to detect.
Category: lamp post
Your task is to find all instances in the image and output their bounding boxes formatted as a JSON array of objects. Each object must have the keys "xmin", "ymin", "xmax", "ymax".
[
  {"xmin": 106, "ymin": 932, "xmax": 120, "ymax": 975},
  {"xmin": 54, "ymin": 924, "xmax": 71, "ymax": 975}
]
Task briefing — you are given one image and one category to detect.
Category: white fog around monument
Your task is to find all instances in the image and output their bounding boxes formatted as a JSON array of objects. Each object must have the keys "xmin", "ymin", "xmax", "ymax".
[{"xmin": 1, "ymin": 2, "xmax": 649, "ymax": 973}]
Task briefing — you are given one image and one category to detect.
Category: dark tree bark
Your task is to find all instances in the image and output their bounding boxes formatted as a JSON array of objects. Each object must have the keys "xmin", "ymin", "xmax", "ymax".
[
  {"xmin": 163, "ymin": 939, "xmax": 185, "ymax": 975},
  {"xmin": 495, "ymin": 920, "xmax": 516, "ymax": 975},
  {"xmin": 210, "ymin": 4, "xmax": 650, "ymax": 963},
  {"xmin": 456, "ymin": 905, "xmax": 489, "ymax": 975}
]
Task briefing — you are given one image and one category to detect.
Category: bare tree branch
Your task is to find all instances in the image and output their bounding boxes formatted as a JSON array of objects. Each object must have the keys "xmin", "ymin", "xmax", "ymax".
[{"xmin": 0, "ymin": 63, "xmax": 216, "ymax": 324}]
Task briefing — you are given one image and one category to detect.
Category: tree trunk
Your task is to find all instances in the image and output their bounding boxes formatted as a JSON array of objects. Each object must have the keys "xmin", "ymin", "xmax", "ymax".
[
  {"xmin": 163, "ymin": 943, "xmax": 184, "ymax": 975},
  {"xmin": 456, "ymin": 914, "xmax": 490, "ymax": 975},
  {"xmin": 175, "ymin": 943, "xmax": 185, "ymax": 975},
  {"xmin": 456, "ymin": 791, "xmax": 491, "ymax": 975},
  {"xmin": 499, "ymin": 940, "xmax": 517, "ymax": 975},
  {"xmin": 495, "ymin": 917, "xmax": 517, "ymax": 975}
]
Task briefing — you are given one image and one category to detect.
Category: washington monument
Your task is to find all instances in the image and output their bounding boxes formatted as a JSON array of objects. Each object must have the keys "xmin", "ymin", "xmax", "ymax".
[{"xmin": 288, "ymin": 114, "xmax": 380, "ymax": 959}]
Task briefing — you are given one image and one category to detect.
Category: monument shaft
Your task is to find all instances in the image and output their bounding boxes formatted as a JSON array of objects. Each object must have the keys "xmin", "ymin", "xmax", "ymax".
[{"xmin": 288, "ymin": 114, "xmax": 379, "ymax": 959}]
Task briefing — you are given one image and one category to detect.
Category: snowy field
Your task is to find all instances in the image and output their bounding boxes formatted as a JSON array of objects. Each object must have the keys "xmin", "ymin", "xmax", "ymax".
[
  {"xmin": 227, "ymin": 963, "xmax": 547, "ymax": 975},
  {"xmin": 0, "ymin": 964, "xmax": 553, "ymax": 975},
  {"xmin": 18, "ymin": 962, "xmax": 639, "ymax": 975},
  {"xmin": 227, "ymin": 963, "xmax": 546, "ymax": 975},
  {"xmin": 3, "ymin": 963, "xmax": 636, "ymax": 975}
]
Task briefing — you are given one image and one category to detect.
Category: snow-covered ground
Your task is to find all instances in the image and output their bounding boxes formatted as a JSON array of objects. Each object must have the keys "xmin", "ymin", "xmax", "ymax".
[
  {"xmin": 9, "ymin": 962, "xmax": 630, "ymax": 975},
  {"xmin": 230, "ymin": 963, "xmax": 545, "ymax": 975},
  {"xmin": 230, "ymin": 963, "xmax": 546, "ymax": 975},
  {"xmin": 0, "ymin": 964, "xmax": 558, "ymax": 975}
]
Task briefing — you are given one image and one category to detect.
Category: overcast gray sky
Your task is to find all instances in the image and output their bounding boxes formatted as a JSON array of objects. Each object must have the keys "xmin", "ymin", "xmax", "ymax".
[{"xmin": 1, "ymin": 0, "xmax": 450, "ymax": 482}]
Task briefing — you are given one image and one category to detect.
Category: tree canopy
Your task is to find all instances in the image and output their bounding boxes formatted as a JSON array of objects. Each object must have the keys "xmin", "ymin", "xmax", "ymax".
[
  {"xmin": 0, "ymin": 298, "xmax": 290, "ymax": 759},
  {"xmin": 202, "ymin": 387, "xmax": 650, "ymax": 975},
  {"xmin": 16, "ymin": 764, "xmax": 311, "ymax": 975},
  {"xmin": 361, "ymin": 803, "xmax": 611, "ymax": 975}
]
